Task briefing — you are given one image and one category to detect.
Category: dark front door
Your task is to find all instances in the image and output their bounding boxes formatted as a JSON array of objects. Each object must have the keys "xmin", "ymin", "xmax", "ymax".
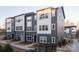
[
  {"xmin": 12, "ymin": 34, "xmax": 14, "ymax": 39},
  {"xmin": 34, "ymin": 35, "xmax": 36, "ymax": 42}
]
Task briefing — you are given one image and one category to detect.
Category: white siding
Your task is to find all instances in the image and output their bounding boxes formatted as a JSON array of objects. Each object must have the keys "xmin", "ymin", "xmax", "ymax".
[
  {"xmin": 6, "ymin": 18, "xmax": 12, "ymax": 32},
  {"xmin": 15, "ymin": 15, "xmax": 25, "ymax": 31},
  {"xmin": 37, "ymin": 9, "xmax": 52, "ymax": 34},
  {"xmin": 27, "ymin": 16, "xmax": 32, "ymax": 27}
]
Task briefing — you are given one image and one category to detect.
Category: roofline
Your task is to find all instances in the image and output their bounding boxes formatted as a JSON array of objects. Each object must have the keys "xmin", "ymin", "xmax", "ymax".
[
  {"xmin": 37, "ymin": 7, "xmax": 56, "ymax": 12},
  {"xmin": 61, "ymin": 7, "xmax": 65, "ymax": 18},
  {"xmin": 37, "ymin": 6, "xmax": 65, "ymax": 19},
  {"xmin": 5, "ymin": 17, "xmax": 13, "ymax": 19},
  {"xmin": 14, "ymin": 12, "xmax": 36, "ymax": 17},
  {"xmin": 65, "ymin": 26, "xmax": 76, "ymax": 28}
]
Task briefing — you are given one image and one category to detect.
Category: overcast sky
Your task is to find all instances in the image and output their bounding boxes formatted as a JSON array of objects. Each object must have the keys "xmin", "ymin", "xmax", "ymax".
[{"xmin": 0, "ymin": 6, "xmax": 79, "ymax": 27}]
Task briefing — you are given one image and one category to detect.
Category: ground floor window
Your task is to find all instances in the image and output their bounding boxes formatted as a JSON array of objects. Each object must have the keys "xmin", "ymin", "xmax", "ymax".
[
  {"xmin": 51, "ymin": 37, "xmax": 55, "ymax": 43},
  {"xmin": 40, "ymin": 36, "xmax": 47, "ymax": 43},
  {"xmin": 27, "ymin": 36, "xmax": 32, "ymax": 41}
]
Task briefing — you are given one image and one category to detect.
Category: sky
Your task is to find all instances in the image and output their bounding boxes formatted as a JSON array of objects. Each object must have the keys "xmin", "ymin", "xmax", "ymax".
[{"xmin": 0, "ymin": 6, "xmax": 79, "ymax": 28}]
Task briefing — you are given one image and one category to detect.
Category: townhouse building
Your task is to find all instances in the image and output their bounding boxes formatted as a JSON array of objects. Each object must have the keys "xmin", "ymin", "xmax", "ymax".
[
  {"xmin": 64, "ymin": 26, "xmax": 76, "ymax": 38},
  {"xmin": 5, "ymin": 17, "xmax": 15, "ymax": 40},
  {"xmin": 25, "ymin": 13, "xmax": 37, "ymax": 42},
  {"xmin": 37, "ymin": 7, "xmax": 65, "ymax": 45},
  {"xmin": 14, "ymin": 14, "xmax": 25, "ymax": 41},
  {"xmin": 5, "ymin": 7, "xmax": 65, "ymax": 46},
  {"xmin": 14, "ymin": 12, "xmax": 36, "ymax": 42}
]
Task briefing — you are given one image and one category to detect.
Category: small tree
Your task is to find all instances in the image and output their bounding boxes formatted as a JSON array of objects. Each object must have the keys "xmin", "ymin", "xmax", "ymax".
[
  {"xmin": 3, "ymin": 44, "xmax": 14, "ymax": 52},
  {"xmin": 0, "ymin": 45, "xmax": 3, "ymax": 52}
]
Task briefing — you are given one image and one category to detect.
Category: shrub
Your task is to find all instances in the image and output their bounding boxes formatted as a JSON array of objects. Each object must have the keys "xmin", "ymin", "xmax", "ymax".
[
  {"xmin": 3, "ymin": 44, "xmax": 14, "ymax": 52},
  {"xmin": 0, "ymin": 45, "xmax": 3, "ymax": 52},
  {"xmin": 61, "ymin": 39, "xmax": 67, "ymax": 46},
  {"xmin": 57, "ymin": 42, "xmax": 62, "ymax": 47}
]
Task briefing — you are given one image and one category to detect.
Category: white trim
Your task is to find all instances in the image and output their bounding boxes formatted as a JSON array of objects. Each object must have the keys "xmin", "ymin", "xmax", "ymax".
[
  {"xmin": 51, "ymin": 23, "xmax": 55, "ymax": 30},
  {"xmin": 51, "ymin": 37, "xmax": 55, "ymax": 43},
  {"xmin": 40, "ymin": 36, "xmax": 47, "ymax": 44}
]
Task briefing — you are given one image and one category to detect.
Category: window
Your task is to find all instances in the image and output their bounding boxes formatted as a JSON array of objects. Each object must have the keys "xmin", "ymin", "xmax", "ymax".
[
  {"xmin": 42, "ymin": 25, "xmax": 44, "ymax": 30},
  {"xmin": 40, "ymin": 13, "xmax": 48, "ymax": 19},
  {"xmin": 16, "ymin": 26, "xmax": 22, "ymax": 30},
  {"xmin": 27, "ymin": 19, "xmax": 31, "ymax": 22},
  {"xmin": 51, "ymin": 37, "xmax": 55, "ymax": 43},
  {"xmin": 51, "ymin": 23, "xmax": 55, "ymax": 30},
  {"xmin": 45, "ymin": 13, "xmax": 48, "ymax": 18},
  {"xmin": 16, "ymin": 19, "xmax": 22, "ymax": 22},
  {"xmin": 39, "ymin": 25, "xmax": 48, "ymax": 31},
  {"xmin": 7, "ymin": 22, "xmax": 11, "ymax": 24},
  {"xmin": 39, "ymin": 25, "xmax": 42, "ymax": 31},
  {"xmin": 45, "ymin": 25, "xmax": 48, "ymax": 30},
  {"xmin": 40, "ymin": 36, "xmax": 47, "ymax": 43},
  {"xmin": 27, "ymin": 27, "xmax": 32, "ymax": 31},
  {"xmin": 7, "ymin": 27, "xmax": 10, "ymax": 30},
  {"xmin": 27, "ymin": 36, "xmax": 32, "ymax": 40},
  {"xmin": 27, "ymin": 16, "xmax": 32, "ymax": 22}
]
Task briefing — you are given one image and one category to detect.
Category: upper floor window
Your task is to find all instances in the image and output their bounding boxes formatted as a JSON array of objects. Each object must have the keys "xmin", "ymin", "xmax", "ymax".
[
  {"xmin": 51, "ymin": 23, "xmax": 55, "ymax": 30},
  {"xmin": 16, "ymin": 26, "xmax": 22, "ymax": 30},
  {"xmin": 7, "ymin": 22, "xmax": 11, "ymax": 24},
  {"xmin": 27, "ymin": 16, "xmax": 32, "ymax": 22},
  {"xmin": 7, "ymin": 27, "xmax": 10, "ymax": 30},
  {"xmin": 35, "ymin": 15, "xmax": 37, "ymax": 20},
  {"xmin": 16, "ymin": 19, "xmax": 22, "ymax": 22},
  {"xmin": 39, "ymin": 25, "xmax": 48, "ymax": 31},
  {"xmin": 40, "ymin": 13, "xmax": 48, "ymax": 19},
  {"xmin": 27, "ymin": 27, "xmax": 32, "ymax": 31}
]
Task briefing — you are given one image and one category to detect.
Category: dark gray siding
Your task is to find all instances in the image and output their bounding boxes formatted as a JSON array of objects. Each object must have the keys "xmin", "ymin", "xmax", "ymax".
[{"xmin": 57, "ymin": 7, "xmax": 65, "ymax": 42}]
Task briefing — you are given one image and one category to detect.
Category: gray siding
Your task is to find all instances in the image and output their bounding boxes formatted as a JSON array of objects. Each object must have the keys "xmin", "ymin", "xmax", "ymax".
[{"xmin": 57, "ymin": 7, "xmax": 65, "ymax": 42}]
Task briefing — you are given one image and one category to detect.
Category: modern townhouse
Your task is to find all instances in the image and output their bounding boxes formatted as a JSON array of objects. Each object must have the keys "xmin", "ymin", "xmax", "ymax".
[
  {"xmin": 64, "ymin": 26, "xmax": 76, "ymax": 38},
  {"xmin": 14, "ymin": 12, "xmax": 36, "ymax": 42},
  {"xmin": 25, "ymin": 13, "xmax": 37, "ymax": 42},
  {"xmin": 5, "ymin": 17, "xmax": 15, "ymax": 40},
  {"xmin": 36, "ymin": 7, "xmax": 65, "ymax": 45},
  {"xmin": 5, "ymin": 7, "xmax": 65, "ymax": 47},
  {"xmin": 14, "ymin": 14, "xmax": 25, "ymax": 41}
]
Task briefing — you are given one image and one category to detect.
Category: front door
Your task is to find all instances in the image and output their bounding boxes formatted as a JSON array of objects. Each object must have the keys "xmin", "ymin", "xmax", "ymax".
[
  {"xmin": 34, "ymin": 35, "xmax": 36, "ymax": 42},
  {"xmin": 12, "ymin": 34, "xmax": 14, "ymax": 39}
]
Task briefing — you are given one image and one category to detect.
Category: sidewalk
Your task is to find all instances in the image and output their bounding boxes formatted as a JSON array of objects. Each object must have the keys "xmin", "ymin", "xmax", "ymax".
[{"xmin": 0, "ymin": 39, "xmax": 36, "ymax": 51}]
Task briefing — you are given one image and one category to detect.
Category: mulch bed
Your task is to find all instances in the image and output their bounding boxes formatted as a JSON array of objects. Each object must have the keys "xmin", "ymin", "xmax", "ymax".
[
  {"xmin": 32, "ymin": 44, "xmax": 48, "ymax": 48},
  {"xmin": 17, "ymin": 41, "xmax": 33, "ymax": 45}
]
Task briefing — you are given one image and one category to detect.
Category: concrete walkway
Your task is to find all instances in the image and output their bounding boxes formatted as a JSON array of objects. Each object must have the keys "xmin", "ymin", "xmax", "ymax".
[{"xmin": 0, "ymin": 39, "xmax": 36, "ymax": 51}]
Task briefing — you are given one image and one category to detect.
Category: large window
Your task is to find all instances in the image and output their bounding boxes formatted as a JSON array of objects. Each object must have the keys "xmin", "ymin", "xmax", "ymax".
[
  {"xmin": 40, "ymin": 36, "xmax": 47, "ymax": 43},
  {"xmin": 16, "ymin": 19, "xmax": 22, "ymax": 22},
  {"xmin": 51, "ymin": 23, "xmax": 55, "ymax": 30},
  {"xmin": 40, "ymin": 13, "xmax": 48, "ymax": 19},
  {"xmin": 7, "ymin": 22, "xmax": 11, "ymax": 24},
  {"xmin": 16, "ymin": 26, "xmax": 22, "ymax": 30},
  {"xmin": 7, "ymin": 27, "xmax": 10, "ymax": 30},
  {"xmin": 51, "ymin": 37, "xmax": 55, "ymax": 43},
  {"xmin": 27, "ymin": 27, "xmax": 32, "ymax": 31},
  {"xmin": 39, "ymin": 25, "xmax": 48, "ymax": 31},
  {"xmin": 27, "ymin": 36, "xmax": 32, "ymax": 40},
  {"xmin": 27, "ymin": 16, "xmax": 32, "ymax": 22}
]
